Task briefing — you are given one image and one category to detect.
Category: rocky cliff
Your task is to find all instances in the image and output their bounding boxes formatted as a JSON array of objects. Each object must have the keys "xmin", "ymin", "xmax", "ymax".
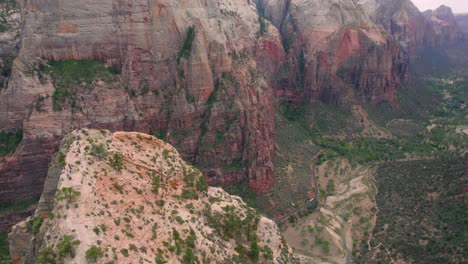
[
  {"xmin": 359, "ymin": 0, "xmax": 437, "ymax": 54},
  {"xmin": 423, "ymin": 5, "xmax": 466, "ymax": 44},
  {"xmin": 260, "ymin": 0, "xmax": 407, "ymax": 104},
  {"xmin": 455, "ymin": 14, "xmax": 468, "ymax": 33},
  {"xmin": 0, "ymin": 0, "xmax": 467, "ymax": 225},
  {"xmin": 0, "ymin": 0, "xmax": 283, "ymax": 208},
  {"xmin": 9, "ymin": 129, "xmax": 298, "ymax": 264}
]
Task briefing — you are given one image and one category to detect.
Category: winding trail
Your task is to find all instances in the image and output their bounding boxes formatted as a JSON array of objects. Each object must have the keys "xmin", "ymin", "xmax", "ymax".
[{"xmin": 274, "ymin": 164, "xmax": 318, "ymax": 224}]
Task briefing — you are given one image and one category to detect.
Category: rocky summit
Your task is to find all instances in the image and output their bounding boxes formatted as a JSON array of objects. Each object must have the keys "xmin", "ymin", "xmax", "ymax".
[{"xmin": 9, "ymin": 129, "xmax": 298, "ymax": 264}]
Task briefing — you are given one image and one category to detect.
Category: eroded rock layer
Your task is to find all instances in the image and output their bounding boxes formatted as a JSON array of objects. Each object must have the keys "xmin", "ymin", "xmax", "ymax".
[{"xmin": 0, "ymin": 0, "xmax": 466, "ymax": 216}]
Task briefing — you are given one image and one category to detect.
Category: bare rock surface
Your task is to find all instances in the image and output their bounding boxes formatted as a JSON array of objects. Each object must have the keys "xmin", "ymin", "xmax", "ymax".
[{"xmin": 9, "ymin": 129, "xmax": 298, "ymax": 264}]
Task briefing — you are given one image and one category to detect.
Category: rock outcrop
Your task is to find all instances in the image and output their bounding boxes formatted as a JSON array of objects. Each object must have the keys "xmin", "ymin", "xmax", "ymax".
[
  {"xmin": 9, "ymin": 130, "xmax": 298, "ymax": 264},
  {"xmin": 260, "ymin": 0, "xmax": 407, "ymax": 104},
  {"xmin": 359, "ymin": 0, "xmax": 437, "ymax": 54},
  {"xmin": 423, "ymin": 5, "xmax": 466, "ymax": 44},
  {"xmin": 455, "ymin": 14, "xmax": 468, "ymax": 33}
]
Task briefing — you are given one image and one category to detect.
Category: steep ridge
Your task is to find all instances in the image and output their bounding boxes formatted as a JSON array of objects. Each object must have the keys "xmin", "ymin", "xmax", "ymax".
[{"xmin": 9, "ymin": 129, "xmax": 298, "ymax": 263}]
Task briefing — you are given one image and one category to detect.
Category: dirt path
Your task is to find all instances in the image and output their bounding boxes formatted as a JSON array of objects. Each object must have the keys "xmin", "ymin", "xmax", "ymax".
[{"xmin": 322, "ymin": 166, "xmax": 375, "ymax": 264}]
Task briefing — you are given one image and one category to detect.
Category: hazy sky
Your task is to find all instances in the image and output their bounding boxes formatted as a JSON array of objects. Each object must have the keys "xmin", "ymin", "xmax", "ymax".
[{"xmin": 412, "ymin": 0, "xmax": 468, "ymax": 13}]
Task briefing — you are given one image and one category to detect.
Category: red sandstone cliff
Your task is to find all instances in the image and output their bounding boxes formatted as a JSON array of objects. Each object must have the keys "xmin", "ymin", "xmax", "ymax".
[
  {"xmin": 0, "ymin": 0, "xmax": 283, "ymax": 207},
  {"xmin": 260, "ymin": 0, "xmax": 407, "ymax": 104},
  {"xmin": 0, "ymin": 0, "xmax": 466, "ymax": 216},
  {"xmin": 423, "ymin": 5, "xmax": 466, "ymax": 44}
]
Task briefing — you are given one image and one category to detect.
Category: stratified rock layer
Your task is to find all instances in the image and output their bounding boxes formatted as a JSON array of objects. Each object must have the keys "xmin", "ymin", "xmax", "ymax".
[
  {"xmin": 0, "ymin": 0, "xmax": 467, "ymax": 219},
  {"xmin": 0, "ymin": 0, "xmax": 283, "ymax": 206}
]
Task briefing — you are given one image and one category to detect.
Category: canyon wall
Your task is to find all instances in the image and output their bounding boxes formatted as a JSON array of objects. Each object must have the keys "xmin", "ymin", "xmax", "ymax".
[
  {"xmin": 0, "ymin": 0, "xmax": 466, "ymax": 222},
  {"xmin": 455, "ymin": 14, "xmax": 468, "ymax": 33}
]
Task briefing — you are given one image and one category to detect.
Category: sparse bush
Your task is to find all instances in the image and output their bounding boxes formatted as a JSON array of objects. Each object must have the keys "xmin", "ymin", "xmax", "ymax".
[
  {"xmin": 182, "ymin": 247, "xmax": 198, "ymax": 264},
  {"xmin": 262, "ymin": 246, "xmax": 274, "ymax": 260},
  {"xmin": 248, "ymin": 238, "xmax": 260, "ymax": 261},
  {"xmin": 57, "ymin": 235, "xmax": 80, "ymax": 259},
  {"xmin": 56, "ymin": 187, "xmax": 80, "ymax": 202},
  {"xmin": 85, "ymin": 245, "xmax": 103, "ymax": 263},
  {"xmin": 89, "ymin": 143, "xmax": 107, "ymax": 160},
  {"xmin": 155, "ymin": 255, "xmax": 166, "ymax": 264},
  {"xmin": 37, "ymin": 246, "xmax": 56, "ymax": 264},
  {"xmin": 112, "ymin": 183, "xmax": 124, "ymax": 194},
  {"xmin": 109, "ymin": 153, "xmax": 124, "ymax": 172},
  {"xmin": 151, "ymin": 175, "xmax": 161, "ymax": 194},
  {"xmin": 31, "ymin": 216, "xmax": 43, "ymax": 235},
  {"xmin": 41, "ymin": 60, "xmax": 117, "ymax": 111},
  {"xmin": 196, "ymin": 175, "xmax": 208, "ymax": 192},
  {"xmin": 120, "ymin": 248, "xmax": 129, "ymax": 257},
  {"xmin": 162, "ymin": 149, "xmax": 170, "ymax": 159}
]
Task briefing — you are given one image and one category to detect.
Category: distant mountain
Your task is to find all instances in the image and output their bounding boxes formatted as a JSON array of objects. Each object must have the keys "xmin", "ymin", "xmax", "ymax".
[
  {"xmin": 423, "ymin": 5, "xmax": 466, "ymax": 43},
  {"xmin": 455, "ymin": 13, "xmax": 468, "ymax": 33}
]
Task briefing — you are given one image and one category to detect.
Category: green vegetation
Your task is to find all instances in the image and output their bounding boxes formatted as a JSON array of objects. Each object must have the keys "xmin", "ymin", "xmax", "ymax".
[
  {"xmin": 314, "ymin": 137, "xmax": 436, "ymax": 164},
  {"xmin": 37, "ymin": 246, "xmax": 56, "ymax": 264},
  {"xmin": 89, "ymin": 143, "xmax": 108, "ymax": 160},
  {"xmin": 57, "ymin": 235, "xmax": 80, "ymax": 259},
  {"xmin": 0, "ymin": 130, "xmax": 22, "ymax": 157},
  {"xmin": 357, "ymin": 158, "xmax": 466, "ymax": 263},
  {"xmin": 85, "ymin": 245, "xmax": 103, "ymax": 263},
  {"xmin": 151, "ymin": 175, "xmax": 161, "ymax": 194},
  {"xmin": 0, "ymin": 0, "xmax": 17, "ymax": 32},
  {"xmin": 56, "ymin": 151, "xmax": 66, "ymax": 167},
  {"xmin": 155, "ymin": 255, "xmax": 166, "ymax": 264},
  {"xmin": 257, "ymin": 16, "xmax": 268, "ymax": 37},
  {"xmin": 56, "ymin": 187, "xmax": 81, "ymax": 202},
  {"xmin": 182, "ymin": 248, "xmax": 197, "ymax": 264},
  {"xmin": 31, "ymin": 216, "xmax": 43, "ymax": 235},
  {"xmin": 109, "ymin": 153, "xmax": 124, "ymax": 171},
  {"xmin": 195, "ymin": 174, "xmax": 208, "ymax": 192},
  {"xmin": 0, "ymin": 57, "xmax": 13, "ymax": 88},
  {"xmin": 206, "ymin": 205, "xmax": 259, "ymax": 242},
  {"xmin": 0, "ymin": 195, "xmax": 39, "ymax": 213},
  {"xmin": 315, "ymin": 236, "xmax": 330, "ymax": 253},
  {"xmin": 0, "ymin": 232, "xmax": 11, "ymax": 263},
  {"xmin": 39, "ymin": 60, "xmax": 117, "ymax": 111},
  {"xmin": 179, "ymin": 26, "xmax": 195, "ymax": 61}
]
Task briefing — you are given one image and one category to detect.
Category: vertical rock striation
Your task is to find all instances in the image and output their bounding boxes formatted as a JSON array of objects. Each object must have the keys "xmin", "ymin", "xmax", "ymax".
[{"xmin": 0, "ymin": 0, "xmax": 467, "ymax": 225}]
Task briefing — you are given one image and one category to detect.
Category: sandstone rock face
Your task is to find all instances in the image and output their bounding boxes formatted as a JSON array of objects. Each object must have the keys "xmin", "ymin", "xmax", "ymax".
[
  {"xmin": 359, "ymin": 0, "xmax": 436, "ymax": 53},
  {"xmin": 455, "ymin": 14, "xmax": 468, "ymax": 33},
  {"xmin": 0, "ymin": 0, "xmax": 283, "ymax": 208},
  {"xmin": 423, "ymin": 5, "xmax": 466, "ymax": 44},
  {"xmin": 0, "ymin": 0, "xmax": 20, "ymax": 58},
  {"xmin": 260, "ymin": 0, "xmax": 407, "ymax": 104},
  {"xmin": 1, "ymin": 0, "xmax": 466, "ymax": 226},
  {"xmin": 9, "ymin": 130, "xmax": 298, "ymax": 264}
]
